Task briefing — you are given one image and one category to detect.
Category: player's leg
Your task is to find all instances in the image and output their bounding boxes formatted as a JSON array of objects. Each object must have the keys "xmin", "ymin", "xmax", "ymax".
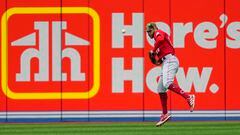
[
  {"xmin": 168, "ymin": 83, "xmax": 195, "ymax": 112},
  {"xmin": 155, "ymin": 70, "xmax": 171, "ymax": 127},
  {"xmin": 157, "ymin": 74, "xmax": 168, "ymax": 115},
  {"xmin": 162, "ymin": 55, "xmax": 195, "ymax": 112}
]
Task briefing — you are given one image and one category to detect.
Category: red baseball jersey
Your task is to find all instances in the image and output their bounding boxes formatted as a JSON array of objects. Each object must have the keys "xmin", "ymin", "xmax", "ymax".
[{"xmin": 152, "ymin": 30, "xmax": 175, "ymax": 59}]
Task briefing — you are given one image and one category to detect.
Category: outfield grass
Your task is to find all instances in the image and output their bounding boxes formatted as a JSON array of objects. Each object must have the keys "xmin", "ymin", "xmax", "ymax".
[{"xmin": 0, "ymin": 121, "xmax": 240, "ymax": 135}]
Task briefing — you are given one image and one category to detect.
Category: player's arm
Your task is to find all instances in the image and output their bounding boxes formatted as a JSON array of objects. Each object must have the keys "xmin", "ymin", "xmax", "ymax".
[{"xmin": 152, "ymin": 32, "xmax": 164, "ymax": 53}]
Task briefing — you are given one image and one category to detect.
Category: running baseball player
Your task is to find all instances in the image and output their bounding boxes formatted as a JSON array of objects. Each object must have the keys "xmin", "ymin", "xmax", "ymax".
[{"xmin": 146, "ymin": 22, "xmax": 195, "ymax": 127}]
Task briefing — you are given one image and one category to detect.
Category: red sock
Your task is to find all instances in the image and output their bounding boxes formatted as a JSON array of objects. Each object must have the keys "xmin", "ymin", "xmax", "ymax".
[
  {"xmin": 168, "ymin": 83, "xmax": 190, "ymax": 99},
  {"xmin": 159, "ymin": 93, "xmax": 168, "ymax": 114}
]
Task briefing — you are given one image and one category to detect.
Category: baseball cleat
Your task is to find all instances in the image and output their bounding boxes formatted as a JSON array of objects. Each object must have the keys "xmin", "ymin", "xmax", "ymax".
[
  {"xmin": 187, "ymin": 95, "xmax": 195, "ymax": 112},
  {"xmin": 156, "ymin": 113, "xmax": 171, "ymax": 127}
]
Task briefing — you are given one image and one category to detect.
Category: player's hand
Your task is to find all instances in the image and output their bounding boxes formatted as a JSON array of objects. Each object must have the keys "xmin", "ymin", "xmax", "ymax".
[{"xmin": 155, "ymin": 59, "xmax": 163, "ymax": 65}]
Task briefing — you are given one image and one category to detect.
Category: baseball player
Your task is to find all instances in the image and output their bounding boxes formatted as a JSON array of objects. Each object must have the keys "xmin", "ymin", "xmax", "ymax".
[{"xmin": 146, "ymin": 22, "xmax": 195, "ymax": 127}]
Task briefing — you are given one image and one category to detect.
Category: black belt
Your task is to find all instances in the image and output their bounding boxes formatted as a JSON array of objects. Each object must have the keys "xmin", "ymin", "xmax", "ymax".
[{"xmin": 161, "ymin": 54, "xmax": 174, "ymax": 61}]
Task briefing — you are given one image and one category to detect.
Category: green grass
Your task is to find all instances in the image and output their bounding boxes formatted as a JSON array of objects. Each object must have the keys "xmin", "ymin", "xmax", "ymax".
[{"xmin": 0, "ymin": 121, "xmax": 240, "ymax": 135}]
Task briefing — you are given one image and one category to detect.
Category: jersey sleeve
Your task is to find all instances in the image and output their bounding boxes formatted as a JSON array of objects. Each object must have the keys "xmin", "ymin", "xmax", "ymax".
[{"xmin": 153, "ymin": 31, "xmax": 165, "ymax": 52}]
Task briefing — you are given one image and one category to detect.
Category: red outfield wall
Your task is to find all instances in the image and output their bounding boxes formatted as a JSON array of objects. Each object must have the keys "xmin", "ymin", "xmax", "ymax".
[{"xmin": 0, "ymin": 0, "xmax": 239, "ymax": 122}]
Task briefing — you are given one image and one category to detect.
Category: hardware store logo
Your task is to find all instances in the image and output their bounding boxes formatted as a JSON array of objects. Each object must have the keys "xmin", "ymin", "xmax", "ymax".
[{"xmin": 1, "ymin": 7, "xmax": 100, "ymax": 99}]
